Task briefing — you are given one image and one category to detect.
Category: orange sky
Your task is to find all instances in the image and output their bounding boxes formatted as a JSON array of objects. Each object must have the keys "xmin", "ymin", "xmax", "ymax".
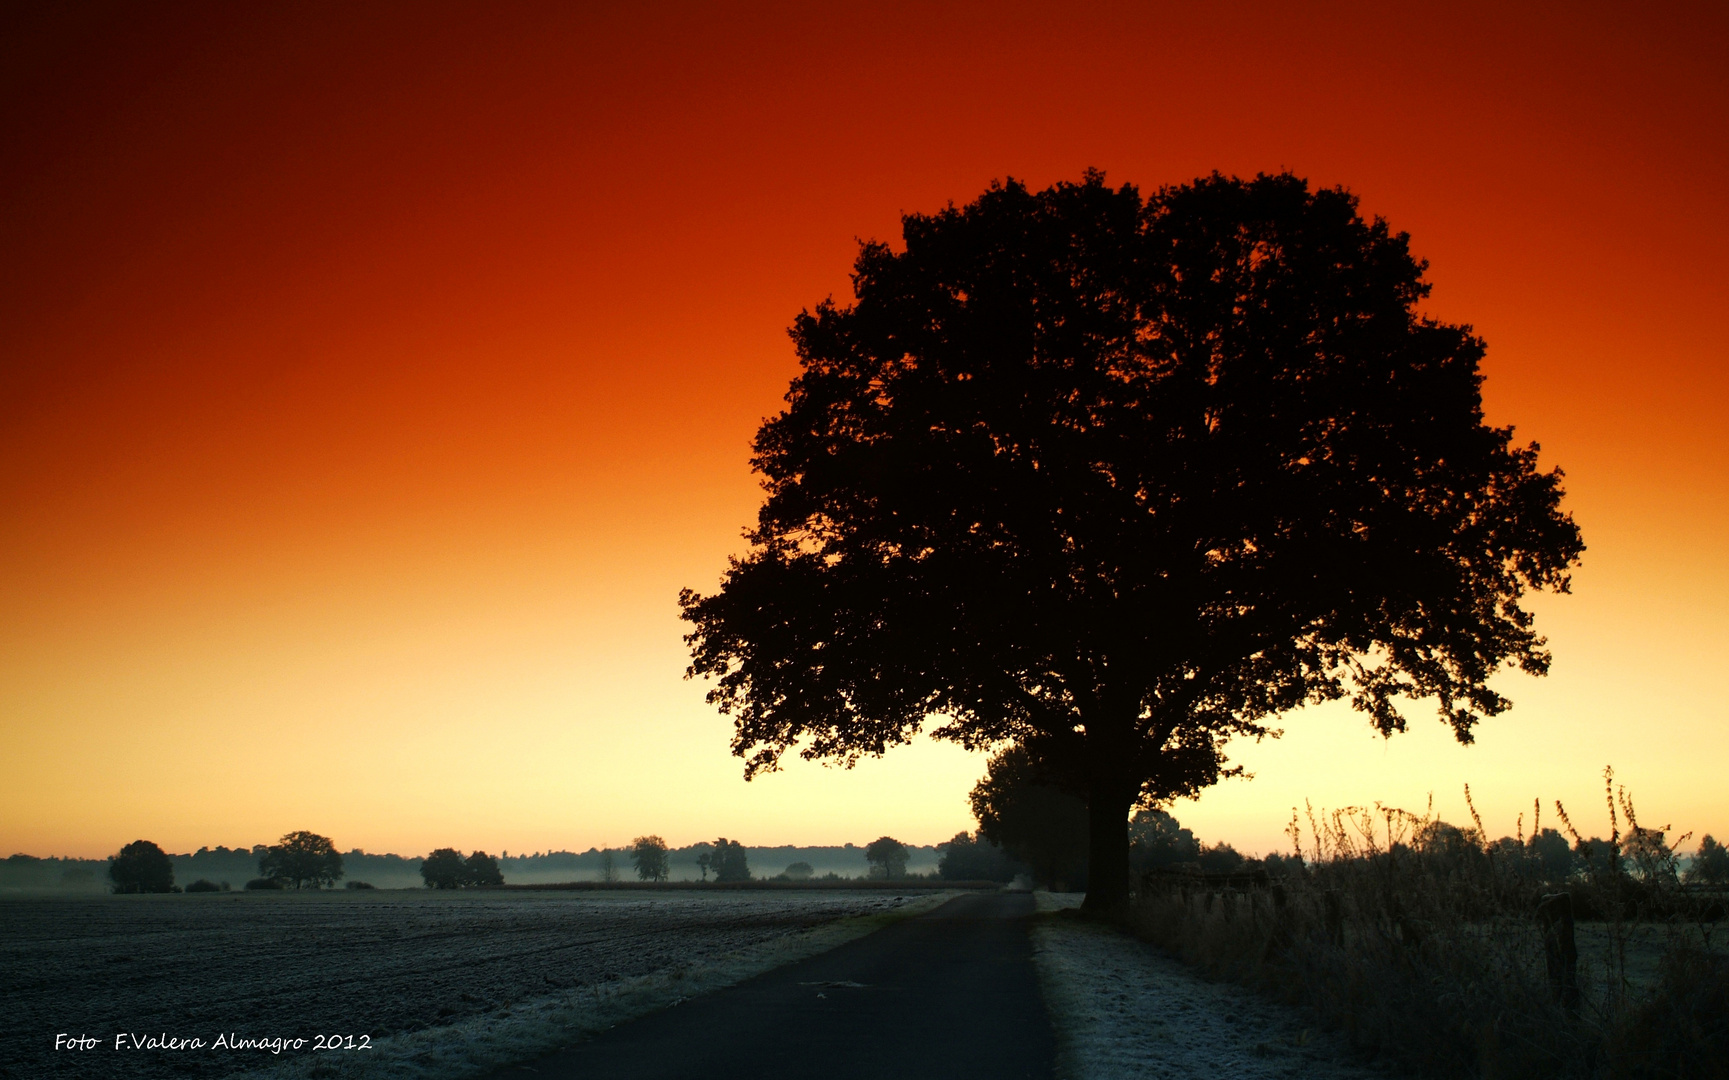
[{"xmin": 3, "ymin": 2, "xmax": 1725, "ymax": 859}]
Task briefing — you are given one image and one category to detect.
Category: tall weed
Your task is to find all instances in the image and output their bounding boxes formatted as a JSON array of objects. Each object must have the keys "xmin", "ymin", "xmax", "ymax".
[{"xmin": 1128, "ymin": 771, "xmax": 1725, "ymax": 1078}]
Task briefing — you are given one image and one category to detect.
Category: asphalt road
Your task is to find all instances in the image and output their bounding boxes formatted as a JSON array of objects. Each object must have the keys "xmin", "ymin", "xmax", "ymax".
[{"xmin": 490, "ymin": 891, "xmax": 1055, "ymax": 1080}]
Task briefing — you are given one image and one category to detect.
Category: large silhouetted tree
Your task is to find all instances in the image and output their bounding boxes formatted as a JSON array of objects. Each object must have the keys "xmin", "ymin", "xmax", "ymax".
[
  {"xmin": 680, "ymin": 171, "xmax": 1583, "ymax": 911},
  {"xmin": 109, "ymin": 839, "xmax": 175, "ymax": 894},
  {"xmin": 259, "ymin": 831, "xmax": 344, "ymax": 889}
]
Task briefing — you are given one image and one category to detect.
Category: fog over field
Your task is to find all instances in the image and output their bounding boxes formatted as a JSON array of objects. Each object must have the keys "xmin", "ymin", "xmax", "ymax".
[{"xmin": 0, "ymin": 842, "xmax": 944, "ymax": 894}]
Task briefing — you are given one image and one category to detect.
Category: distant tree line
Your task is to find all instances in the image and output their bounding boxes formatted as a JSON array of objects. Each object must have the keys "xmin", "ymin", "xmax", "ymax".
[
  {"xmin": 42, "ymin": 809, "xmax": 1729, "ymax": 898},
  {"xmin": 420, "ymin": 848, "xmax": 503, "ymax": 889}
]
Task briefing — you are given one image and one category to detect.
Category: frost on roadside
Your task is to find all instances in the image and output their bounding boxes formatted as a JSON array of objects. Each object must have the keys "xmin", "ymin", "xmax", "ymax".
[{"xmin": 1029, "ymin": 891, "xmax": 1389, "ymax": 1080}]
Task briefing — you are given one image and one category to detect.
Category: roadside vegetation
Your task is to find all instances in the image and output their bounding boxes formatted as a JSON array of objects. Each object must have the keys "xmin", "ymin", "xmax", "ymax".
[{"xmin": 1123, "ymin": 770, "xmax": 1727, "ymax": 1079}]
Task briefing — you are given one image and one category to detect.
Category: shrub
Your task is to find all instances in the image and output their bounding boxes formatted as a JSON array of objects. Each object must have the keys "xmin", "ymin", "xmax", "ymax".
[
  {"xmin": 243, "ymin": 877, "xmax": 282, "ymax": 890},
  {"xmin": 108, "ymin": 840, "xmax": 175, "ymax": 894},
  {"xmin": 184, "ymin": 879, "xmax": 222, "ymax": 893},
  {"xmin": 783, "ymin": 861, "xmax": 814, "ymax": 881},
  {"xmin": 344, "ymin": 880, "xmax": 376, "ymax": 890}
]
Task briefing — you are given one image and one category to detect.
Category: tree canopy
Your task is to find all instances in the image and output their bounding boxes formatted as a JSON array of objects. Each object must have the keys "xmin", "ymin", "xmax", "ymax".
[
  {"xmin": 632, "ymin": 835, "xmax": 670, "ymax": 882},
  {"xmin": 421, "ymin": 848, "xmax": 467, "ymax": 889},
  {"xmin": 109, "ymin": 839, "xmax": 175, "ymax": 894},
  {"xmin": 708, "ymin": 838, "xmax": 751, "ymax": 883},
  {"xmin": 420, "ymin": 847, "xmax": 503, "ymax": 888},
  {"xmin": 680, "ymin": 171, "xmax": 1583, "ymax": 910},
  {"xmin": 864, "ymin": 836, "xmax": 910, "ymax": 879},
  {"xmin": 258, "ymin": 831, "xmax": 343, "ymax": 890},
  {"xmin": 970, "ymin": 746, "xmax": 1089, "ymax": 889}
]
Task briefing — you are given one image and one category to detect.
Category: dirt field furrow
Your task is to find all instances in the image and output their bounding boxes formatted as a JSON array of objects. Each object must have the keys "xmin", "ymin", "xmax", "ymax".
[{"xmin": 1, "ymin": 890, "xmax": 924, "ymax": 1080}]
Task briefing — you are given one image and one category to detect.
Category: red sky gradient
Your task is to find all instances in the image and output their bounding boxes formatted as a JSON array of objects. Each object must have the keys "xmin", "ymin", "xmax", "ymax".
[{"xmin": 3, "ymin": 3, "xmax": 1725, "ymax": 859}]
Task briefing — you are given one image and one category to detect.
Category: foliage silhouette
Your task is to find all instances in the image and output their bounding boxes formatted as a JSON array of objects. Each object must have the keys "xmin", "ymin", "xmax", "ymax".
[
  {"xmin": 464, "ymin": 850, "xmax": 504, "ymax": 886},
  {"xmin": 1689, "ymin": 835, "xmax": 1729, "ymax": 886},
  {"xmin": 420, "ymin": 848, "xmax": 503, "ymax": 888},
  {"xmin": 681, "ymin": 170, "xmax": 1584, "ymax": 910},
  {"xmin": 782, "ymin": 860, "xmax": 815, "ymax": 881},
  {"xmin": 708, "ymin": 838, "xmax": 751, "ymax": 882},
  {"xmin": 1128, "ymin": 809, "xmax": 1200, "ymax": 874},
  {"xmin": 1527, "ymin": 827, "xmax": 1576, "ymax": 881},
  {"xmin": 420, "ymin": 848, "xmax": 468, "ymax": 889},
  {"xmin": 938, "ymin": 831, "xmax": 1022, "ymax": 882},
  {"xmin": 259, "ymin": 831, "xmax": 343, "ymax": 889},
  {"xmin": 970, "ymin": 746, "xmax": 1089, "ymax": 889},
  {"xmin": 864, "ymin": 836, "xmax": 910, "ymax": 879},
  {"xmin": 108, "ymin": 839, "xmax": 175, "ymax": 894},
  {"xmin": 631, "ymin": 835, "xmax": 670, "ymax": 882}
]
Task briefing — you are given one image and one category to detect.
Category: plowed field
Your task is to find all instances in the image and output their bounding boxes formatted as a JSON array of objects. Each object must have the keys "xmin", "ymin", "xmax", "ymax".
[{"xmin": 2, "ymin": 889, "xmax": 918, "ymax": 1080}]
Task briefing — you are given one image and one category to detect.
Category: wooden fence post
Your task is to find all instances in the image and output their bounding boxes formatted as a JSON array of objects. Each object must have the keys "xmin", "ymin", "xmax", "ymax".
[{"xmin": 1537, "ymin": 892, "xmax": 1580, "ymax": 1013}]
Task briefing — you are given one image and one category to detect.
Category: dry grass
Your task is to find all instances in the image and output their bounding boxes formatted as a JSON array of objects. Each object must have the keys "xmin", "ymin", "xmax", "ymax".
[{"xmin": 1126, "ymin": 779, "xmax": 1726, "ymax": 1079}]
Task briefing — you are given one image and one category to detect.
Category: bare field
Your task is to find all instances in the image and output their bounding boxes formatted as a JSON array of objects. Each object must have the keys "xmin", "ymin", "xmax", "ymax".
[{"xmin": 1, "ymin": 888, "xmax": 946, "ymax": 1080}]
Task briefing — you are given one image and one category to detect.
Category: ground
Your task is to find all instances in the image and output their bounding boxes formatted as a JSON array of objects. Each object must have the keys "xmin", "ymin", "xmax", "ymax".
[
  {"xmin": 1030, "ymin": 892, "xmax": 1392, "ymax": 1080},
  {"xmin": 1, "ymin": 889, "xmax": 949, "ymax": 1080}
]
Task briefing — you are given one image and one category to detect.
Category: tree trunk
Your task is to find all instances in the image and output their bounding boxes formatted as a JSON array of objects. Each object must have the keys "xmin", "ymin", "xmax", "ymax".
[{"xmin": 1081, "ymin": 781, "xmax": 1132, "ymax": 915}]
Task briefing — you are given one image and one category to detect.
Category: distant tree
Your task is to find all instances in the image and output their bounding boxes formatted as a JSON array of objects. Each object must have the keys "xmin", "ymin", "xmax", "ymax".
[
  {"xmin": 679, "ymin": 172, "xmax": 1584, "ymax": 912},
  {"xmin": 420, "ymin": 848, "xmax": 502, "ymax": 888},
  {"xmin": 1127, "ymin": 810, "xmax": 1200, "ymax": 874},
  {"xmin": 464, "ymin": 850, "xmax": 504, "ymax": 887},
  {"xmin": 1261, "ymin": 852, "xmax": 1304, "ymax": 878},
  {"xmin": 865, "ymin": 836, "xmax": 910, "ymax": 879},
  {"xmin": 1688, "ymin": 835, "xmax": 1729, "ymax": 886},
  {"xmin": 1576, "ymin": 836, "xmax": 1621, "ymax": 882},
  {"xmin": 244, "ymin": 877, "xmax": 283, "ymax": 890},
  {"xmin": 1196, "ymin": 842, "xmax": 1245, "ymax": 873},
  {"xmin": 782, "ymin": 861, "xmax": 814, "ymax": 881},
  {"xmin": 108, "ymin": 840, "xmax": 175, "ymax": 894},
  {"xmin": 631, "ymin": 836, "xmax": 669, "ymax": 882},
  {"xmin": 970, "ymin": 746, "xmax": 1088, "ymax": 889},
  {"xmin": 709, "ymin": 838, "xmax": 751, "ymax": 882},
  {"xmin": 1527, "ymin": 828, "xmax": 1576, "ymax": 881},
  {"xmin": 696, "ymin": 851, "xmax": 711, "ymax": 881},
  {"xmin": 937, "ymin": 832, "xmax": 1021, "ymax": 882},
  {"xmin": 599, "ymin": 849, "xmax": 619, "ymax": 883},
  {"xmin": 1624, "ymin": 826, "xmax": 1681, "ymax": 884},
  {"xmin": 184, "ymin": 878, "xmax": 222, "ymax": 893},
  {"xmin": 259, "ymin": 831, "xmax": 343, "ymax": 890},
  {"xmin": 1415, "ymin": 821, "xmax": 1479, "ymax": 861},
  {"xmin": 421, "ymin": 848, "xmax": 467, "ymax": 889}
]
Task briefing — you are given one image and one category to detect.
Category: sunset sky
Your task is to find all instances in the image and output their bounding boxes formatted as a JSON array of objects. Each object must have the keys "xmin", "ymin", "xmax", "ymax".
[{"xmin": 3, "ymin": 3, "xmax": 1724, "ymax": 860}]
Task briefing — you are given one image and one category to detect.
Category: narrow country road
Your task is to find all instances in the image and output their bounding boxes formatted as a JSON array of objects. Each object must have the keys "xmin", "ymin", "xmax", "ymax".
[{"xmin": 489, "ymin": 892, "xmax": 1054, "ymax": 1080}]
